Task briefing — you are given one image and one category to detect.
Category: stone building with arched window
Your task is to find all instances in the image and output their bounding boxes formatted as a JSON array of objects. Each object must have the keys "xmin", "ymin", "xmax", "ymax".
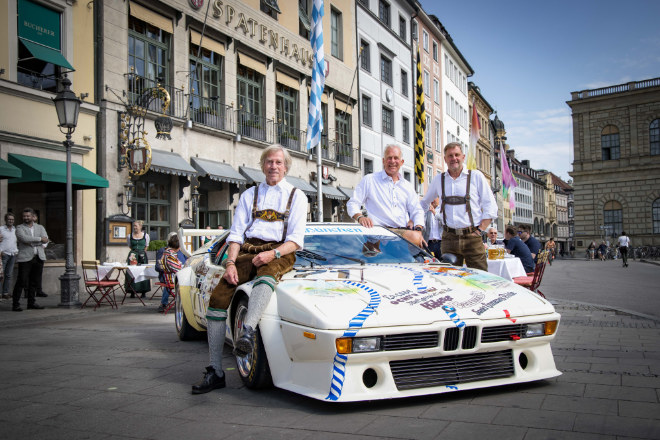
[{"xmin": 567, "ymin": 77, "xmax": 660, "ymax": 250}]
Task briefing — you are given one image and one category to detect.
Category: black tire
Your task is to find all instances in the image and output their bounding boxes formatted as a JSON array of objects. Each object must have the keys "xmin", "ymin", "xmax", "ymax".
[
  {"xmin": 232, "ymin": 295, "xmax": 272, "ymax": 389},
  {"xmin": 175, "ymin": 284, "xmax": 204, "ymax": 341}
]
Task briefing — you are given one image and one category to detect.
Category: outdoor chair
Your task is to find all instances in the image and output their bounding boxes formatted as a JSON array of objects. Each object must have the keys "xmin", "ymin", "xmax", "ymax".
[
  {"xmin": 81, "ymin": 260, "xmax": 122, "ymax": 310},
  {"xmin": 513, "ymin": 250, "xmax": 550, "ymax": 298}
]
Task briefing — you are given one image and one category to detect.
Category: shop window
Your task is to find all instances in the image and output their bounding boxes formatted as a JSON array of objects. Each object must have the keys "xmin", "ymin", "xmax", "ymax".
[{"xmin": 132, "ymin": 179, "xmax": 171, "ymax": 241}]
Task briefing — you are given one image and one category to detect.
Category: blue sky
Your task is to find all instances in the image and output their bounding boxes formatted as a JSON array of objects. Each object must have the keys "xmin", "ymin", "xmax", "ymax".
[{"xmin": 421, "ymin": 0, "xmax": 660, "ymax": 182}]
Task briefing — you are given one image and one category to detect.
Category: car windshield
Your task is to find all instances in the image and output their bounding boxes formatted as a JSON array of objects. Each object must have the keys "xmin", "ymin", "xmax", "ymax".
[{"xmin": 296, "ymin": 231, "xmax": 429, "ymax": 267}]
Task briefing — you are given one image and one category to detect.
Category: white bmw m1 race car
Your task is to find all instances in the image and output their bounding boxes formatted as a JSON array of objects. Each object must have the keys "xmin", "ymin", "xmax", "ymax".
[{"xmin": 175, "ymin": 224, "xmax": 561, "ymax": 402}]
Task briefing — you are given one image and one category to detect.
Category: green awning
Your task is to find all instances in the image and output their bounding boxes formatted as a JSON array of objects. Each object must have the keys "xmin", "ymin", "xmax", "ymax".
[
  {"xmin": 19, "ymin": 38, "xmax": 74, "ymax": 71},
  {"xmin": 0, "ymin": 159, "xmax": 22, "ymax": 179},
  {"xmin": 8, "ymin": 154, "xmax": 108, "ymax": 190}
]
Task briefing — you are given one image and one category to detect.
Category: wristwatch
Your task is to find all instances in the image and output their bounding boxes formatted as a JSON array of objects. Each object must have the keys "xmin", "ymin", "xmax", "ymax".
[
  {"xmin": 273, "ymin": 249, "xmax": 281, "ymax": 259},
  {"xmin": 414, "ymin": 225, "xmax": 423, "ymax": 232}
]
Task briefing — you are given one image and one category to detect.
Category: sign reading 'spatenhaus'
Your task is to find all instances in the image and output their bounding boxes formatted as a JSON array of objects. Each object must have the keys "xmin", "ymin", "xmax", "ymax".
[{"xmin": 210, "ymin": 0, "xmax": 314, "ymax": 69}]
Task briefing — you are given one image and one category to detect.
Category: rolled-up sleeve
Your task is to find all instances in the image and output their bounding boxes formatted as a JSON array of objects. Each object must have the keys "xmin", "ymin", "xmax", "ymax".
[
  {"xmin": 476, "ymin": 172, "xmax": 498, "ymax": 221},
  {"xmin": 407, "ymin": 187, "xmax": 425, "ymax": 227},
  {"xmin": 284, "ymin": 190, "xmax": 308, "ymax": 249},
  {"xmin": 227, "ymin": 187, "xmax": 254, "ymax": 245}
]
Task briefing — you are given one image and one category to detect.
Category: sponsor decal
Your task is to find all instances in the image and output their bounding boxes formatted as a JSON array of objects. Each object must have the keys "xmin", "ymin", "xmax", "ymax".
[
  {"xmin": 326, "ymin": 281, "xmax": 381, "ymax": 401},
  {"xmin": 447, "ymin": 291, "xmax": 486, "ymax": 309},
  {"xmin": 446, "ymin": 385, "xmax": 458, "ymax": 390},
  {"xmin": 471, "ymin": 291, "xmax": 517, "ymax": 315}
]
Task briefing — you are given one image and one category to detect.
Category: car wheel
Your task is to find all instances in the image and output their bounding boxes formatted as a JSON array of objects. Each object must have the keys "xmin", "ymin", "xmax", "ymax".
[
  {"xmin": 233, "ymin": 295, "xmax": 272, "ymax": 389},
  {"xmin": 175, "ymin": 284, "xmax": 203, "ymax": 341}
]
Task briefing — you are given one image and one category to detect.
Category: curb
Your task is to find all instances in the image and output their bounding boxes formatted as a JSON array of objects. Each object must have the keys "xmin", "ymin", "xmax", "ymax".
[{"xmin": 548, "ymin": 297, "xmax": 660, "ymax": 323}]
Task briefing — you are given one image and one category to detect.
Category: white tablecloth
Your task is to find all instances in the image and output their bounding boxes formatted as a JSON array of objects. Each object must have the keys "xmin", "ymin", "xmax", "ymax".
[
  {"xmin": 487, "ymin": 257, "xmax": 527, "ymax": 281},
  {"xmin": 100, "ymin": 263, "xmax": 159, "ymax": 283}
]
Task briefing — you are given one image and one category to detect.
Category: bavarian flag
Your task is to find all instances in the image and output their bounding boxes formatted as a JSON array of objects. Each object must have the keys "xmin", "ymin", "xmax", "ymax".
[{"xmin": 415, "ymin": 46, "xmax": 426, "ymax": 184}]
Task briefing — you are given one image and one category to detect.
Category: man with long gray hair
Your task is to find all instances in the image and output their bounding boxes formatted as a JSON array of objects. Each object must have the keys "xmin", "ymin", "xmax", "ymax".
[{"xmin": 192, "ymin": 144, "xmax": 307, "ymax": 394}]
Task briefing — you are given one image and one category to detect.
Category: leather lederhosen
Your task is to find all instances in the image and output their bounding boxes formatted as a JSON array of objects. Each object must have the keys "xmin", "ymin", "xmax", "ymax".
[
  {"xmin": 440, "ymin": 170, "xmax": 474, "ymax": 231},
  {"xmin": 251, "ymin": 184, "xmax": 298, "ymax": 242}
]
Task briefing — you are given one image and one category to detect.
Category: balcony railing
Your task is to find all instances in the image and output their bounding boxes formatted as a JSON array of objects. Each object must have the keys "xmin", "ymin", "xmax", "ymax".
[
  {"xmin": 276, "ymin": 125, "xmax": 307, "ymax": 153},
  {"xmin": 126, "ymin": 73, "xmax": 186, "ymax": 119},
  {"xmin": 308, "ymin": 138, "xmax": 359, "ymax": 168},
  {"xmin": 191, "ymin": 98, "xmax": 234, "ymax": 132},
  {"xmin": 236, "ymin": 110, "xmax": 274, "ymax": 143},
  {"xmin": 572, "ymin": 76, "xmax": 660, "ymax": 100}
]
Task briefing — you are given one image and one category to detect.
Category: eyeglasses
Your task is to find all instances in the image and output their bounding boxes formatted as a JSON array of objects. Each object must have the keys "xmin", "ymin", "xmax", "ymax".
[{"xmin": 517, "ymin": 231, "xmax": 523, "ymax": 235}]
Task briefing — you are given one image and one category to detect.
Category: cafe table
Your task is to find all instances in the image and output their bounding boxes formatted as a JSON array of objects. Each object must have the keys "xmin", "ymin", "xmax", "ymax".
[
  {"xmin": 486, "ymin": 256, "xmax": 527, "ymax": 281},
  {"xmin": 99, "ymin": 263, "xmax": 160, "ymax": 305}
]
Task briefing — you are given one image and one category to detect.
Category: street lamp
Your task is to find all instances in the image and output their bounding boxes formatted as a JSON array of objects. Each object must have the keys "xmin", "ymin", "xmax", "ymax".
[{"xmin": 53, "ymin": 75, "xmax": 82, "ymax": 308}]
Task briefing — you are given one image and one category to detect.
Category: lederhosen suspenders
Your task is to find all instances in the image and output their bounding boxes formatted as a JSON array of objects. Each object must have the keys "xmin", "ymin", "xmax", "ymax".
[
  {"xmin": 440, "ymin": 170, "xmax": 475, "ymax": 228},
  {"xmin": 251, "ymin": 184, "xmax": 298, "ymax": 242}
]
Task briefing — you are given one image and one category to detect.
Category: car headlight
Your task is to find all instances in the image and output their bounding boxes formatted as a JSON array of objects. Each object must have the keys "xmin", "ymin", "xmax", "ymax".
[
  {"xmin": 336, "ymin": 337, "xmax": 381, "ymax": 354},
  {"xmin": 525, "ymin": 323, "xmax": 545, "ymax": 338}
]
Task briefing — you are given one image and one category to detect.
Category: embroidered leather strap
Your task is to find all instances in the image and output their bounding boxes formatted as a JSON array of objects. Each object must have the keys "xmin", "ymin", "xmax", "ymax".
[
  {"xmin": 249, "ymin": 184, "xmax": 299, "ymax": 242},
  {"xmin": 441, "ymin": 170, "xmax": 474, "ymax": 229}
]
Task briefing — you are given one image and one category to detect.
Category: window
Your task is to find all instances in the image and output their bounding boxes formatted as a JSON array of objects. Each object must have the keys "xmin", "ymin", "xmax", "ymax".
[
  {"xmin": 132, "ymin": 178, "xmax": 171, "ymax": 241},
  {"xmin": 425, "ymin": 114, "xmax": 431, "ymax": 147},
  {"xmin": 412, "ymin": 20, "xmax": 418, "ymax": 41},
  {"xmin": 360, "ymin": 40, "xmax": 370, "ymax": 72},
  {"xmin": 601, "ymin": 125, "xmax": 620, "ymax": 160},
  {"xmin": 399, "ymin": 16, "xmax": 406, "ymax": 40},
  {"xmin": 361, "ymin": 94, "xmax": 372, "ymax": 127},
  {"xmin": 401, "ymin": 69, "xmax": 408, "ymax": 96},
  {"xmin": 378, "ymin": 0, "xmax": 390, "ymax": 27},
  {"xmin": 17, "ymin": 0, "xmax": 69, "ymax": 92},
  {"xmin": 422, "ymin": 30, "xmax": 429, "ymax": 52},
  {"xmin": 357, "ymin": 0, "xmax": 369, "ymax": 6},
  {"xmin": 335, "ymin": 110, "xmax": 351, "ymax": 149},
  {"xmin": 603, "ymin": 200, "xmax": 623, "ymax": 238},
  {"xmin": 276, "ymin": 82, "xmax": 298, "ymax": 135},
  {"xmin": 404, "ymin": 171, "xmax": 411, "ymax": 182},
  {"xmin": 427, "ymin": 166, "xmax": 433, "ymax": 180},
  {"xmin": 380, "ymin": 56, "xmax": 392, "ymax": 85},
  {"xmin": 423, "ymin": 70, "xmax": 430, "ymax": 96},
  {"xmin": 432, "ymin": 41, "xmax": 438, "ymax": 61},
  {"xmin": 260, "ymin": 0, "xmax": 278, "ymax": 19},
  {"xmin": 402, "ymin": 116, "xmax": 409, "ymax": 144},
  {"xmin": 651, "ymin": 119, "xmax": 660, "ymax": 155},
  {"xmin": 189, "ymin": 36, "xmax": 224, "ymax": 126},
  {"xmin": 331, "ymin": 8, "xmax": 343, "ymax": 60},
  {"xmin": 237, "ymin": 64, "xmax": 264, "ymax": 139},
  {"xmin": 435, "ymin": 120, "xmax": 441, "ymax": 152},
  {"xmin": 433, "ymin": 79, "xmax": 439, "ymax": 103},
  {"xmin": 382, "ymin": 107, "xmax": 393, "ymax": 135},
  {"xmin": 653, "ymin": 198, "xmax": 660, "ymax": 233},
  {"xmin": 299, "ymin": 0, "xmax": 311, "ymax": 39},
  {"xmin": 364, "ymin": 158, "xmax": 373, "ymax": 174},
  {"xmin": 128, "ymin": 16, "xmax": 170, "ymax": 100}
]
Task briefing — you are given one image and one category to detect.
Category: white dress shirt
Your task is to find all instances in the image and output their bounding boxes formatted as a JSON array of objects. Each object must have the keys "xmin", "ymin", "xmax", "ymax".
[
  {"xmin": 420, "ymin": 168, "xmax": 498, "ymax": 229},
  {"xmin": 0, "ymin": 225, "xmax": 18, "ymax": 255},
  {"xmin": 429, "ymin": 210, "xmax": 442, "ymax": 240},
  {"xmin": 228, "ymin": 178, "xmax": 307, "ymax": 249},
  {"xmin": 347, "ymin": 170, "xmax": 424, "ymax": 228}
]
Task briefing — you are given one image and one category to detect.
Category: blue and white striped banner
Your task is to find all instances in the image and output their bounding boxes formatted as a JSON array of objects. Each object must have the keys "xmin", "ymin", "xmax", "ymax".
[
  {"xmin": 326, "ymin": 280, "xmax": 381, "ymax": 401},
  {"xmin": 306, "ymin": 0, "xmax": 325, "ymax": 150}
]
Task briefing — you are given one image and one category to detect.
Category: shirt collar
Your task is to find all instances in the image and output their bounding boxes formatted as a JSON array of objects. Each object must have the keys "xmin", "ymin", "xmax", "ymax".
[
  {"xmin": 261, "ymin": 178, "xmax": 293, "ymax": 193},
  {"xmin": 379, "ymin": 169, "xmax": 403, "ymax": 182}
]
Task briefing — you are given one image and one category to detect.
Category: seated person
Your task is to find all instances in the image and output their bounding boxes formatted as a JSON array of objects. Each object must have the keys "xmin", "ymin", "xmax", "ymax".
[
  {"xmin": 518, "ymin": 224, "xmax": 541, "ymax": 260},
  {"xmin": 503, "ymin": 225, "xmax": 535, "ymax": 273},
  {"xmin": 485, "ymin": 226, "xmax": 504, "ymax": 247}
]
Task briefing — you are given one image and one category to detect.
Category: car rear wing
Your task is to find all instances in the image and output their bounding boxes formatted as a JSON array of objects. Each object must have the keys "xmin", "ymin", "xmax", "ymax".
[{"xmin": 177, "ymin": 228, "xmax": 229, "ymax": 257}]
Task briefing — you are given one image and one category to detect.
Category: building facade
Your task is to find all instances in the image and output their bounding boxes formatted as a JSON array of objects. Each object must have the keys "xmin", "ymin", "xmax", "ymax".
[
  {"xmin": 510, "ymin": 156, "xmax": 533, "ymax": 228},
  {"xmin": 356, "ymin": 0, "xmax": 414, "ymax": 182},
  {"xmin": 567, "ymin": 77, "xmax": 660, "ymax": 250},
  {"xmin": 98, "ymin": 0, "xmax": 361, "ymax": 261},
  {"xmin": 0, "ymin": 0, "xmax": 105, "ymax": 271},
  {"xmin": 469, "ymin": 82, "xmax": 493, "ymax": 182}
]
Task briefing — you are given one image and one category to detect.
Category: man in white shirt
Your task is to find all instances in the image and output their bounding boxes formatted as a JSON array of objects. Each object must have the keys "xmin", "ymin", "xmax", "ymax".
[
  {"xmin": 420, "ymin": 142, "xmax": 498, "ymax": 271},
  {"xmin": 0, "ymin": 213, "xmax": 18, "ymax": 299},
  {"xmin": 192, "ymin": 145, "xmax": 307, "ymax": 395},
  {"xmin": 423, "ymin": 197, "xmax": 442, "ymax": 257},
  {"xmin": 347, "ymin": 145, "xmax": 425, "ymax": 246},
  {"xmin": 617, "ymin": 231, "xmax": 631, "ymax": 268}
]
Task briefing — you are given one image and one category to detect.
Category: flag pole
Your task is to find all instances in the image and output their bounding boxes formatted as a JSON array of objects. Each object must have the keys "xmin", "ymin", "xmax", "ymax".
[{"xmin": 316, "ymin": 136, "xmax": 323, "ymax": 222}]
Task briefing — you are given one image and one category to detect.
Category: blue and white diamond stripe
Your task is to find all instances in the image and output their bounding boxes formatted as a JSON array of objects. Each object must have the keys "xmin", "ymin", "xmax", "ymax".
[
  {"xmin": 325, "ymin": 280, "xmax": 381, "ymax": 401},
  {"xmin": 306, "ymin": 0, "xmax": 325, "ymax": 151}
]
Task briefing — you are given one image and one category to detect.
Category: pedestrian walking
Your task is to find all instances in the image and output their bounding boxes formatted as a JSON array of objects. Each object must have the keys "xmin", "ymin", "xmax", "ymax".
[
  {"xmin": 0, "ymin": 213, "xmax": 18, "ymax": 300},
  {"xmin": 618, "ymin": 231, "xmax": 631, "ymax": 267}
]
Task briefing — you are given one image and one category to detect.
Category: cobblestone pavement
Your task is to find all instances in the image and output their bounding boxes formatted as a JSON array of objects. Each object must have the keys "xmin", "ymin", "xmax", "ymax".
[{"xmin": 0, "ymin": 271, "xmax": 659, "ymax": 439}]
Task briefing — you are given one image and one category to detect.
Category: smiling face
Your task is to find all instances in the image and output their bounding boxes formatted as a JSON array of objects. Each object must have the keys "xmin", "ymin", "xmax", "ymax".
[
  {"xmin": 487, "ymin": 228, "xmax": 498, "ymax": 243},
  {"xmin": 22, "ymin": 211, "xmax": 33, "ymax": 226},
  {"xmin": 5, "ymin": 214, "xmax": 14, "ymax": 227},
  {"xmin": 263, "ymin": 149, "xmax": 287, "ymax": 186},
  {"xmin": 444, "ymin": 145, "xmax": 465, "ymax": 175},
  {"xmin": 382, "ymin": 145, "xmax": 404, "ymax": 179}
]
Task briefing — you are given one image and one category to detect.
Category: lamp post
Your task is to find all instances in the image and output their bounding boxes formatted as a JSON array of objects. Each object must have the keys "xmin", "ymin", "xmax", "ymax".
[{"xmin": 53, "ymin": 76, "xmax": 82, "ymax": 308}]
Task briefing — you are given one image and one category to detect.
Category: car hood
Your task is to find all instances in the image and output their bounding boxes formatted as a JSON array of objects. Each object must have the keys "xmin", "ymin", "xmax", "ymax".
[{"xmin": 275, "ymin": 264, "xmax": 553, "ymax": 330}]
